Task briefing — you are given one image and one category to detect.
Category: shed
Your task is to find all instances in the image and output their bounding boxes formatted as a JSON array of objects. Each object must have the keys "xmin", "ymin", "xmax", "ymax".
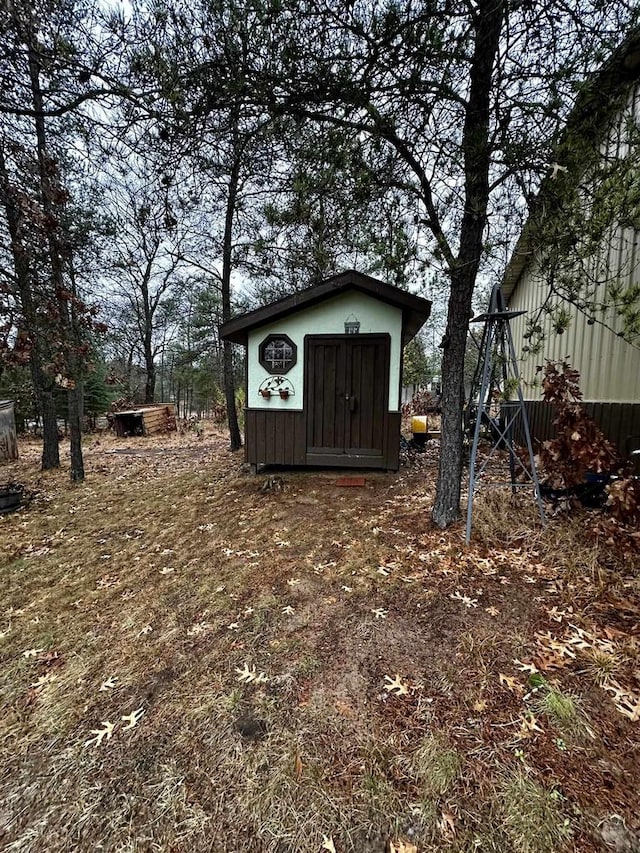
[
  {"xmin": 220, "ymin": 270, "xmax": 431, "ymax": 472},
  {"xmin": 111, "ymin": 404, "xmax": 177, "ymax": 438},
  {"xmin": 0, "ymin": 400, "xmax": 18, "ymax": 461}
]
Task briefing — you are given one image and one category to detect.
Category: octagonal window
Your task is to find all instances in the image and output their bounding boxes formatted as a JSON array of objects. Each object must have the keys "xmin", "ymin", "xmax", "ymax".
[{"xmin": 259, "ymin": 334, "xmax": 297, "ymax": 374}]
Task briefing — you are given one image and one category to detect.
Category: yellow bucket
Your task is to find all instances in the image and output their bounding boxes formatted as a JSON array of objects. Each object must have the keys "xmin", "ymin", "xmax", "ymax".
[{"xmin": 411, "ymin": 416, "xmax": 428, "ymax": 434}]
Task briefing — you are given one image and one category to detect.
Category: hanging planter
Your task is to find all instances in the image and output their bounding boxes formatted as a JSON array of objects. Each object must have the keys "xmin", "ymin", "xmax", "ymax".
[
  {"xmin": 279, "ymin": 389, "xmax": 290, "ymax": 400},
  {"xmin": 259, "ymin": 389, "xmax": 271, "ymax": 399}
]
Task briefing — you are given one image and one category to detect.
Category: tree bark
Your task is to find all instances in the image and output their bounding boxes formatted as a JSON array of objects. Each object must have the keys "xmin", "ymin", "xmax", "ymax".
[
  {"xmin": 39, "ymin": 385, "xmax": 61, "ymax": 469},
  {"xmin": 432, "ymin": 0, "xmax": 505, "ymax": 527},
  {"xmin": 144, "ymin": 356, "xmax": 156, "ymax": 403},
  {"xmin": 221, "ymin": 136, "xmax": 243, "ymax": 452},
  {"xmin": 27, "ymin": 26, "xmax": 85, "ymax": 479},
  {"xmin": 68, "ymin": 384, "xmax": 85, "ymax": 481},
  {"xmin": 0, "ymin": 146, "xmax": 61, "ymax": 469}
]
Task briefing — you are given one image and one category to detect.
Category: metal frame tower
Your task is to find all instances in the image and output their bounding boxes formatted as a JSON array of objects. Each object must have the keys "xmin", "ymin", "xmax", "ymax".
[{"xmin": 465, "ymin": 284, "xmax": 545, "ymax": 543}]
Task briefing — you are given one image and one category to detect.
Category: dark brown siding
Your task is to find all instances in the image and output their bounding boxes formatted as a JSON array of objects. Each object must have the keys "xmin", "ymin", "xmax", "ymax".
[
  {"xmin": 245, "ymin": 408, "xmax": 401, "ymax": 470},
  {"xmin": 245, "ymin": 409, "xmax": 306, "ymax": 466},
  {"xmin": 387, "ymin": 412, "xmax": 401, "ymax": 470},
  {"xmin": 519, "ymin": 401, "xmax": 640, "ymax": 458}
]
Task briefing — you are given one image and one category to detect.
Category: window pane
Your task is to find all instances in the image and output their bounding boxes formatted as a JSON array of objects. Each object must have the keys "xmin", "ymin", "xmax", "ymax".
[{"xmin": 260, "ymin": 335, "xmax": 296, "ymax": 374}]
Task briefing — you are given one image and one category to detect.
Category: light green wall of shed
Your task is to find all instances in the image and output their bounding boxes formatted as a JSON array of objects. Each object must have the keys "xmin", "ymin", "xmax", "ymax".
[{"xmin": 247, "ymin": 290, "xmax": 403, "ymax": 410}]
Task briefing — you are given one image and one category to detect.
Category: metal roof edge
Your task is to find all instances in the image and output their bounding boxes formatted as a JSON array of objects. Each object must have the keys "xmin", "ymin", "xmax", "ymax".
[{"xmin": 502, "ymin": 26, "xmax": 640, "ymax": 301}]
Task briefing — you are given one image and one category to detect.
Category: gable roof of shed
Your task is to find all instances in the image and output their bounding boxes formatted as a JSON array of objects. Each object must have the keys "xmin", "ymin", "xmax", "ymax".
[{"xmin": 220, "ymin": 270, "xmax": 431, "ymax": 345}]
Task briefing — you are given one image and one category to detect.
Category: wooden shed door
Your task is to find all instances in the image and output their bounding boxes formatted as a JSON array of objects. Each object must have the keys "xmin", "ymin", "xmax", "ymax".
[{"xmin": 305, "ymin": 335, "xmax": 390, "ymax": 466}]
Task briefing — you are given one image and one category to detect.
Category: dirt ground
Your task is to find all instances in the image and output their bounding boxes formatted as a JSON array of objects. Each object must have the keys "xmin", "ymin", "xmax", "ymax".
[{"xmin": 0, "ymin": 424, "xmax": 639, "ymax": 853}]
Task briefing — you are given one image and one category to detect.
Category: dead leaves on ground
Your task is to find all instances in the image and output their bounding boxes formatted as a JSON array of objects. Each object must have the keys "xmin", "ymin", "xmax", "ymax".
[
  {"xmin": 603, "ymin": 680, "xmax": 640, "ymax": 722},
  {"xmin": 499, "ymin": 673, "xmax": 522, "ymax": 693},
  {"xmin": 84, "ymin": 708, "xmax": 144, "ymax": 748},
  {"xmin": 383, "ymin": 674, "xmax": 410, "ymax": 697},
  {"xmin": 235, "ymin": 662, "xmax": 268, "ymax": 684},
  {"xmin": 121, "ymin": 707, "xmax": 145, "ymax": 730},
  {"xmin": 389, "ymin": 840, "xmax": 419, "ymax": 853},
  {"xmin": 85, "ymin": 720, "xmax": 115, "ymax": 748},
  {"xmin": 22, "ymin": 647, "xmax": 44, "ymax": 658},
  {"xmin": 4, "ymin": 430, "xmax": 639, "ymax": 853},
  {"xmin": 533, "ymin": 623, "xmax": 639, "ymax": 720}
]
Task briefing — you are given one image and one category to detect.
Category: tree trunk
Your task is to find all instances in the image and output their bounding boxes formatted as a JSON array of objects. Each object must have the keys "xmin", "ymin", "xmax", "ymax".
[
  {"xmin": 432, "ymin": 0, "xmax": 505, "ymax": 527},
  {"xmin": 141, "ymin": 274, "xmax": 156, "ymax": 403},
  {"xmin": 432, "ymin": 272, "xmax": 475, "ymax": 527},
  {"xmin": 221, "ymin": 134, "xmax": 243, "ymax": 452},
  {"xmin": 27, "ymin": 28, "xmax": 85, "ymax": 479},
  {"xmin": 223, "ymin": 340, "xmax": 241, "ymax": 449},
  {"xmin": 0, "ymin": 146, "xmax": 60, "ymax": 469},
  {"xmin": 40, "ymin": 386, "xmax": 60, "ymax": 469},
  {"xmin": 144, "ymin": 361, "xmax": 156, "ymax": 403},
  {"xmin": 68, "ymin": 384, "xmax": 85, "ymax": 481}
]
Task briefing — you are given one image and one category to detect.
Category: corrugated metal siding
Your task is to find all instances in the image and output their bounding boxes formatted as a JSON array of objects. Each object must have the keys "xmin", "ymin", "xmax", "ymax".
[
  {"xmin": 510, "ymin": 287, "xmax": 639, "ymax": 402},
  {"xmin": 508, "ymin": 77, "xmax": 640, "ymax": 404},
  {"xmin": 0, "ymin": 400, "xmax": 18, "ymax": 460}
]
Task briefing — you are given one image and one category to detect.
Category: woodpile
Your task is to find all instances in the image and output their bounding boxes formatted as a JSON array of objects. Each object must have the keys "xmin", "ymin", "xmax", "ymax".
[{"xmin": 111, "ymin": 404, "xmax": 177, "ymax": 438}]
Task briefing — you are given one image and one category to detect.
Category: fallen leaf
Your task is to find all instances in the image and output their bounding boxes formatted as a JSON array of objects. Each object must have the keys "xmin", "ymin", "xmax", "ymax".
[
  {"xmin": 321, "ymin": 836, "xmax": 336, "ymax": 853},
  {"xmin": 282, "ymin": 606, "xmax": 295, "ymax": 615},
  {"xmin": 499, "ymin": 673, "xmax": 520, "ymax": 692},
  {"xmin": 389, "ymin": 841, "xmax": 418, "ymax": 853},
  {"xmin": 513, "ymin": 659, "xmax": 539, "ymax": 675},
  {"xmin": 383, "ymin": 674, "xmax": 409, "ymax": 697},
  {"xmin": 99, "ymin": 675, "xmax": 118, "ymax": 691},
  {"xmin": 450, "ymin": 590, "xmax": 478, "ymax": 608},
  {"xmin": 473, "ymin": 698, "xmax": 488, "ymax": 712},
  {"xmin": 30, "ymin": 673, "xmax": 56, "ymax": 689},
  {"xmin": 371, "ymin": 608, "xmax": 388, "ymax": 620},
  {"xmin": 519, "ymin": 712, "xmax": 544, "ymax": 737},
  {"xmin": 615, "ymin": 697, "xmax": 640, "ymax": 722},
  {"xmin": 533, "ymin": 651, "xmax": 566, "ymax": 671},
  {"xmin": 22, "ymin": 647, "xmax": 44, "ymax": 658},
  {"xmin": 235, "ymin": 662, "xmax": 268, "ymax": 684},
  {"xmin": 121, "ymin": 707, "xmax": 144, "ymax": 730},
  {"xmin": 287, "ymin": 578, "xmax": 301, "ymax": 587},
  {"xmin": 38, "ymin": 650, "xmax": 61, "ymax": 666},
  {"xmin": 547, "ymin": 606, "xmax": 570, "ymax": 622},
  {"xmin": 85, "ymin": 720, "xmax": 115, "ymax": 747},
  {"xmin": 294, "ymin": 752, "xmax": 303, "ymax": 779},
  {"xmin": 137, "ymin": 624, "xmax": 152, "ymax": 637},
  {"xmin": 439, "ymin": 809, "xmax": 456, "ymax": 838}
]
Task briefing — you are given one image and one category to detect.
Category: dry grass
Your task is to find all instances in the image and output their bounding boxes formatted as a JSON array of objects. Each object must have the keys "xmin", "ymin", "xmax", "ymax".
[
  {"xmin": 498, "ymin": 771, "xmax": 573, "ymax": 853},
  {"xmin": 0, "ymin": 426, "xmax": 639, "ymax": 852}
]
